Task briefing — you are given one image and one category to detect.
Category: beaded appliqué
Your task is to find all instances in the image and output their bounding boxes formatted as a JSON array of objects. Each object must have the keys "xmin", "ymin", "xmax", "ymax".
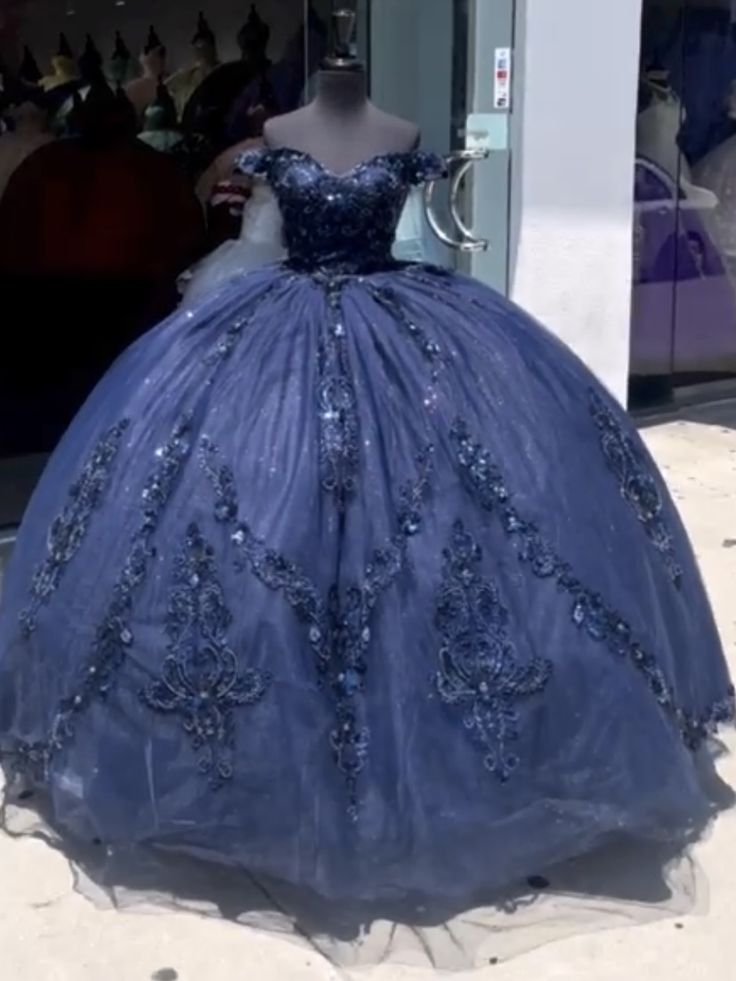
[
  {"xmin": 45, "ymin": 416, "xmax": 193, "ymax": 759},
  {"xmin": 450, "ymin": 418, "xmax": 735, "ymax": 749},
  {"xmin": 203, "ymin": 283, "xmax": 281, "ymax": 369},
  {"xmin": 200, "ymin": 436, "xmax": 433, "ymax": 816},
  {"xmin": 19, "ymin": 419, "xmax": 130, "ymax": 636},
  {"xmin": 317, "ymin": 282, "xmax": 360, "ymax": 510},
  {"xmin": 588, "ymin": 389, "xmax": 683, "ymax": 587},
  {"xmin": 366, "ymin": 284, "xmax": 443, "ymax": 377},
  {"xmin": 434, "ymin": 522, "xmax": 552, "ymax": 780},
  {"xmin": 140, "ymin": 524, "xmax": 270, "ymax": 788}
]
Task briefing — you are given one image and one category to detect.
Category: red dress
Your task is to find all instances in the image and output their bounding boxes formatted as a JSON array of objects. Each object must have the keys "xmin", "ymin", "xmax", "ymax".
[{"xmin": 0, "ymin": 137, "xmax": 206, "ymax": 456}]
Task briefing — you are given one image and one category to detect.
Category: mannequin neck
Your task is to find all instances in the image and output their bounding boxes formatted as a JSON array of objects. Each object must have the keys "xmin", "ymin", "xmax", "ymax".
[{"xmin": 313, "ymin": 69, "xmax": 368, "ymax": 115}]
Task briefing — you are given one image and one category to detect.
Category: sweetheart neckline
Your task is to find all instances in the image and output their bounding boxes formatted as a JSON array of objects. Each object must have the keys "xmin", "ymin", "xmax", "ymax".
[{"xmin": 264, "ymin": 146, "xmax": 424, "ymax": 180}]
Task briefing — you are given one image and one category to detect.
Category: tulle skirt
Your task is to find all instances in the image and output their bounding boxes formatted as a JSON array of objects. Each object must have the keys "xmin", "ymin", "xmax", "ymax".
[{"xmin": 0, "ymin": 261, "xmax": 732, "ymax": 968}]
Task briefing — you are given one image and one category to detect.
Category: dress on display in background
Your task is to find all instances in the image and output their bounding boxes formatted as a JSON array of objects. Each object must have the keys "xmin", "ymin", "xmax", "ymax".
[
  {"xmin": 224, "ymin": 23, "xmax": 328, "ymax": 145},
  {"xmin": 695, "ymin": 130, "xmax": 736, "ymax": 281},
  {"xmin": 631, "ymin": 156, "xmax": 736, "ymax": 379},
  {"xmin": 637, "ymin": 86, "xmax": 692, "ymax": 183},
  {"xmin": 0, "ymin": 147, "xmax": 732, "ymax": 969},
  {"xmin": 0, "ymin": 134, "xmax": 205, "ymax": 455},
  {"xmin": 0, "ymin": 122, "xmax": 52, "ymax": 202}
]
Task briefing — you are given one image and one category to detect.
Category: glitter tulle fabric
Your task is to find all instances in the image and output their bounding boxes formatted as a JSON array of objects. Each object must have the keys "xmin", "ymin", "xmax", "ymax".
[{"xmin": 0, "ymin": 147, "xmax": 733, "ymax": 970}]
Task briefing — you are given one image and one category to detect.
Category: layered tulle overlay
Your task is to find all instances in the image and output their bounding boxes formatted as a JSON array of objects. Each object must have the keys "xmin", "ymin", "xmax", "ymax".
[{"xmin": 0, "ymin": 150, "xmax": 732, "ymax": 969}]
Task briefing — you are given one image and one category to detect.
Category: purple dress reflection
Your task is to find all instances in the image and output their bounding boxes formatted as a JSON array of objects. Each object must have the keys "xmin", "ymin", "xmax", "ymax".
[{"xmin": 631, "ymin": 156, "xmax": 736, "ymax": 378}]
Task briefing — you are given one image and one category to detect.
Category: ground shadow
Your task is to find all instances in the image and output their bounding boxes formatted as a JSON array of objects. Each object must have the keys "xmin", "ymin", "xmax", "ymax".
[
  {"xmin": 638, "ymin": 395, "xmax": 736, "ymax": 432},
  {"xmin": 2, "ymin": 753, "xmax": 733, "ymax": 972}
]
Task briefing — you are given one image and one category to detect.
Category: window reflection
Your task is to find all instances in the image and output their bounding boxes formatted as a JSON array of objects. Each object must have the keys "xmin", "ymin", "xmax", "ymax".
[{"xmin": 631, "ymin": 0, "xmax": 736, "ymax": 407}]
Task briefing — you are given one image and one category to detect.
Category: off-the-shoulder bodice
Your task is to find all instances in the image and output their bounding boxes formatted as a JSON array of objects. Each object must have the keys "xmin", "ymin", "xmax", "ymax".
[{"xmin": 235, "ymin": 147, "xmax": 447, "ymax": 273}]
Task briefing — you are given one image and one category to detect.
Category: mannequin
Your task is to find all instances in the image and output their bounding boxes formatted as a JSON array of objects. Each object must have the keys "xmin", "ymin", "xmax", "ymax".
[
  {"xmin": 125, "ymin": 26, "xmax": 168, "ymax": 120},
  {"xmin": 181, "ymin": 4, "xmax": 271, "ymax": 150},
  {"xmin": 40, "ymin": 34, "xmax": 79, "ymax": 93},
  {"xmin": 636, "ymin": 66, "xmax": 690, "ymax": 179},
  {"xmin": 109, "ymin": 32, "xmax": 138, "ymax": 88},
  {"xmin": 264, "ymin": 8, "xmax": 418, "ymax": 171},
  {"xmin": 225, "ymin": 10, "xmax": 329, "ymax": 143},
  {"xmin": 138, "ymin": 80, "xmax": 211, "ymax": 183},
  {"xmin": 184, "ymin": 9, "xmax": 432, "ymax": 302},
  {"xmin": 0, "ymin": 85, "xmax": 52, "ymax": 201},
  {"xmin": 79, "ymin": 35, "xmax": 103, "ymax": 85},
  {"xmin": 139, "ymin": 80, "xmax": 183, "ymax": 153},
  {"xmin": 19, "ymin": 46, "xmax": 41, "ymax": 86},
  {"xmin": 693, "ymin": 81, "xmax": 736, "ymax": 278},
  {"xmin": 168, "ymin": 13, "xmax": 220, "ymax": 119},
  {"xmin": 39, "ymin": 34, "xmax": 84, "ymax": 124},
  {"xmin": 636, "ymin": 66, "xmax": 716, "ymax": 210}
]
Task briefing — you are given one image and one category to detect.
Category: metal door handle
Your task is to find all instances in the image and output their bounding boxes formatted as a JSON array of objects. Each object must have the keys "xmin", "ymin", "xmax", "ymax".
[{"xmin": 424, "ymin": 149, "xmax": 490, "ymax": 252}]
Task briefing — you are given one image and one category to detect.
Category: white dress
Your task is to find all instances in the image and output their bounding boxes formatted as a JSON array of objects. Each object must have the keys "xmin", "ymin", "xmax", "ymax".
[
  {"xmin": 636, "ymin": 90, "xmax": 716, "ymax": 211},
  {"xmin": 694, "ymin": 134, "xmax": 736, "ymax": 275},
  {"xmin": 637, "ymin": 91, "xmax": 692, "ymax": 183}
]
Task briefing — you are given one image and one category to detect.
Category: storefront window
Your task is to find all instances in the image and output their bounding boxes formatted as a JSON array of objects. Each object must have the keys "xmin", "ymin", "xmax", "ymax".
[
  {"xmin": 632, "ymin": 0, "xmax": 736, "ymax": 407},
  {"xmin": 0, "ymin": 0, "xmax": 487, "ymax": 531},
  {"xmin": 0, "ymin": 0, "xmax": 337, "ymax": 521}
]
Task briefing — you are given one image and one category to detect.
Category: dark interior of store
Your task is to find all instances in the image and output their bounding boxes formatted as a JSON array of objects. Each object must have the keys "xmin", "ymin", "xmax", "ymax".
[{"xmin": 0, "ymin": 0, "xmax": 333, "ymax": 526}]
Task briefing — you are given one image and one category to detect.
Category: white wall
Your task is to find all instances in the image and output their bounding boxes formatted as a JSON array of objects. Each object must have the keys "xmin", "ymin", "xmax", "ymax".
[{"xmin": 509, "ymin": 0, "xmax": 642, "ymax": 403}]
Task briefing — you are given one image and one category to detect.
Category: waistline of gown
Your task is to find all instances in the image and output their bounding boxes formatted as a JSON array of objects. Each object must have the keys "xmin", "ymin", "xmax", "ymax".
[{"xmin": 284, "ymin": 251, "xmax": 404, "ymax": 280}]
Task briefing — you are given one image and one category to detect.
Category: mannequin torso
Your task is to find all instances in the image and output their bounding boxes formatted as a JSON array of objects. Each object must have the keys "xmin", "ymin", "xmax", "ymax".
[
  {"xmin": 0, "ymin": 107, "xmax": 52, "ymax": 201},
  {"xmin": 637, "ymin": 86, "xmax": 692, "ymax": 182},
  {"xmin": 264, "ymin": 69, "xmax": 418, "ymax": 173},
  {"xmin": 40, "ymin": 56, "xmax": 79, "ymax": 93},
  {"xmin": 126, "ymin": 52, "xmax": 168, "ymax": 119},
  {"xmin": 168, "ymin": 55, "xmax": 219, "ymax": 119}
]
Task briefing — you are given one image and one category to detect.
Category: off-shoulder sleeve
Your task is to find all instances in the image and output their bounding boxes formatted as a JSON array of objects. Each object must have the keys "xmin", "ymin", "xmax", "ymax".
[
  {"xmin": 404, "ymin": 150, "xmax": 449, "ymax": 185},
  {"xmin": 233, "ymin": 148, "xmax": 271, "ymax": 179}
]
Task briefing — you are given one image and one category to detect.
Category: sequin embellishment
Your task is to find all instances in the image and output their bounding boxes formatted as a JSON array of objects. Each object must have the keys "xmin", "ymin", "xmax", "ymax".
[
  {"xmin": 43, "ymin": 416, "xmax": 193, "ymax": 762},
  {"xmin": 317, "ymin": 282, "xmax": 360, "ymax": 509},
  {"xmin": 19, "ymin": 419, "xmax": 130, "ymax": 635},
  {"xmin": 140, "ymin": 524, "xmax": 270, "ymax": 787},
  {"xmin": 204, "ymin": 283, "xmax": 281, "ymax": 369},
  {"xmin": 366, "ymin": 284, "xmax": 443, "ymax": 377},
  {"xmin": 200, "ymin": 436, "xmax": 433, "ymax": 816},
  {"xmin": 235, "ymin": 147, "xmax": 447, "ymax": 275},
  {"xmin": 588, "ymin": 389, "xmax": 683, "ymax": 587},
  {"xmin": 450, "ymin": 418, "xmax": 735, "ymax": 749},
  {"xmin": 434, "ymin": 522, "xmax": 552, "ymax": 779}
]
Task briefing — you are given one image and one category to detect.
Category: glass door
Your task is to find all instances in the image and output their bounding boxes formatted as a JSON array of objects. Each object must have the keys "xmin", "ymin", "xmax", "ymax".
[{"xmin": 312, "ymin": 0, "xmax": 515, "ymax": 291}]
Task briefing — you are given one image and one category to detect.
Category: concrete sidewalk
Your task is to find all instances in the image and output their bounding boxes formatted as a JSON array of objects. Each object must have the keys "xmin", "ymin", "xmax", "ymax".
[{"xmin": 1, "ymin": 407, "xmax": 734, "ymax": 981}]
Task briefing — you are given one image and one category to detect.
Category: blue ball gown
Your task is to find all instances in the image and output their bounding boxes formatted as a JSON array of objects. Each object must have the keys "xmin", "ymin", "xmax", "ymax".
[{"xmin": 0, "ymin": 147, "xmax": 733, "ymax": 964}]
